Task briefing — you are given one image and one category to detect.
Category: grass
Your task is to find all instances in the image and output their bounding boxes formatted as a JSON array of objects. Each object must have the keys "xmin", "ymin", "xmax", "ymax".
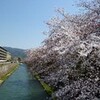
[
  {"xmin": 35, "ymin": 74, "xmax": 54, "ymax": 95},
  {"xmin": 41, "ymin": 81, "xmax": 54, "ymax": 95},
  {"xmin": 35, "ymin": 74, "xmax": 57, "ymax": 100}
]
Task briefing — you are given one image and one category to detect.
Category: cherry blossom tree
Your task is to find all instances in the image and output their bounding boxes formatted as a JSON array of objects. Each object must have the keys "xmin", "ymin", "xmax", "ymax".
[{"xmin": 25, "ymin": 0, "xmax": 100, "ymax": 99}]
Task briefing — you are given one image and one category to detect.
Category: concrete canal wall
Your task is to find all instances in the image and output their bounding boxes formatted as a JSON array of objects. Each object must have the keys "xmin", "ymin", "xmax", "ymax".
[{"xmin": 0, "ymin": 63, "xmax": 19, "ymax": 84}]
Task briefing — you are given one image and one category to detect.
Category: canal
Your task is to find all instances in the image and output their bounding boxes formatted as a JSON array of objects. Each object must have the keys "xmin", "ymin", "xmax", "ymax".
[{"xmin": 0, "ymin": 64, "xmax": 49, "ymax": 100}]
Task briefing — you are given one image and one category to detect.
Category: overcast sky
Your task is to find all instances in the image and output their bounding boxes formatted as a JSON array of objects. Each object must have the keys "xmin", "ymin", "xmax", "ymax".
[{"xmin": 0, "ymin": 0, "xmax": 79, "ymax": 49}]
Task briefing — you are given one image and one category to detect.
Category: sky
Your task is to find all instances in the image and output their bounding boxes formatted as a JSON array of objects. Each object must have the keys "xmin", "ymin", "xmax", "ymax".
[{"xmin": 0, "ymin": 0, "xmax": 79, "ymax": 49}]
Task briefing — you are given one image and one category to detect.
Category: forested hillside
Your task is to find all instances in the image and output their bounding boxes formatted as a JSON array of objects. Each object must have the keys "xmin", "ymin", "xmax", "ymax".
[
  {"xmin": 4, "ymin": 47, "xmax": 27, "ymax": 58},
  {"xmin": 25, "ymin": 0, "xmax": 100, "ymax": 99}
]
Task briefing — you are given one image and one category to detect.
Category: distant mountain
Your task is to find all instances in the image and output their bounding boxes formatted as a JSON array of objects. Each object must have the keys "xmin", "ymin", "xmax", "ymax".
[{"xmin": 3, "ymin": 47, "xmax": 27, "ymax": 58}]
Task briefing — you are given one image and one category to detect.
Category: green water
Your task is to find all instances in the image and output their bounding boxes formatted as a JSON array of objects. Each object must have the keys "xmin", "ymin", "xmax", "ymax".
[{"xmin": 0, "ymin": 64, "xmax": 49, "ymax": 100}]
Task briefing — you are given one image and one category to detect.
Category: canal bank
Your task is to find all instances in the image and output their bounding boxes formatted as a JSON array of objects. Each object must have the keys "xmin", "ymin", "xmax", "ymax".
[
  {"xmin": 0, "ymin": 64, "xmax": 49, "ymax": 100},
  {"xmin": 0, "ymin": 63, "xmax": 19, "ymax": 84}
]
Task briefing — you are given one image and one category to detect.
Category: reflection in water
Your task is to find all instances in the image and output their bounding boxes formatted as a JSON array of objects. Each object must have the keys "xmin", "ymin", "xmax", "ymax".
[{"xmin": 0, "ymin": 64, "xmax": 49, "ymax": 100}]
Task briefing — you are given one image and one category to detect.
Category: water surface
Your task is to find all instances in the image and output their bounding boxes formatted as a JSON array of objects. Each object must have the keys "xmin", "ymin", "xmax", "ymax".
[{"xmin": 0, "ymin": 64, "xmax": 49, "ymax": 100}]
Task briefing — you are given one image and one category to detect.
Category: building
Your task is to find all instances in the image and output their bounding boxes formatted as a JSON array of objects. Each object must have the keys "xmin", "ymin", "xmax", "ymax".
[
  {"xmin": 7, "ymin": 52, "xmax": 12, "ymax": 61},
  {"xmin": 0, "ymin": 46, "xmax": 11, "ymax": 62}
]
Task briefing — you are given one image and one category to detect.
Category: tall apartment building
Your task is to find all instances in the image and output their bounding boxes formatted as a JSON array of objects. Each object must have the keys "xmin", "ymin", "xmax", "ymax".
[
  {"xmin": 0, "ymin": 46, "xmax": 11, "ymax": 62},
  {"xmin": 0, "ymin": 46, "xmax": 7, "ymax": 61}
]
